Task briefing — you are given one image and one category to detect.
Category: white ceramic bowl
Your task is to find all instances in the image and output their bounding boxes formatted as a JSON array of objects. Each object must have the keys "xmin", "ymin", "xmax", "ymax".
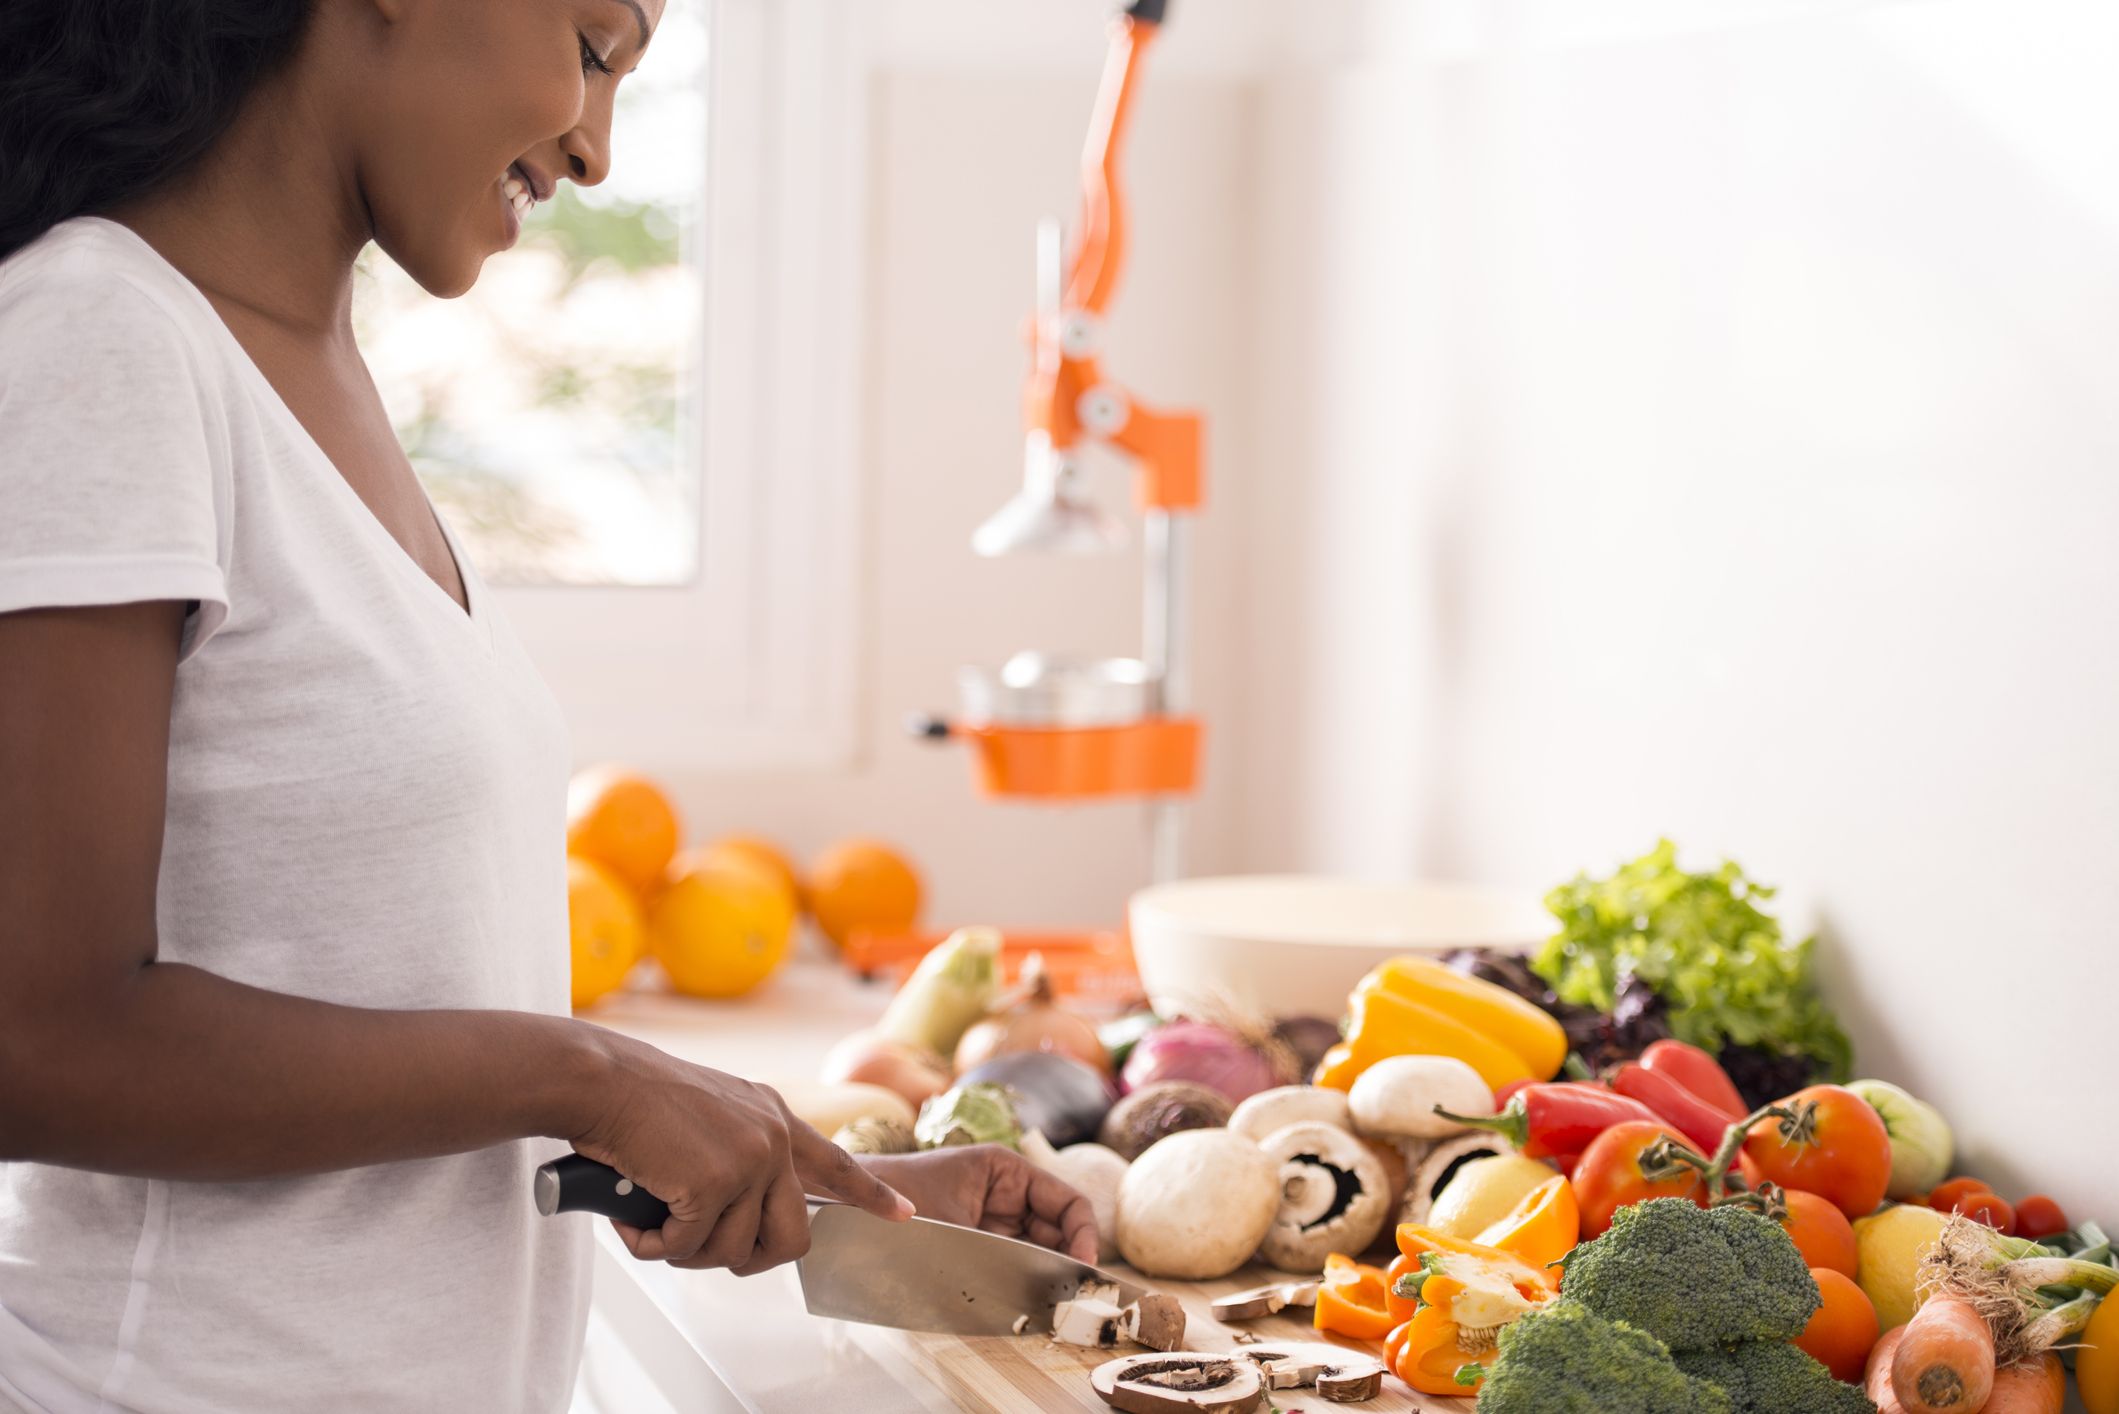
[{"xmin": 1127, "ymin": 875, "xmax": 1553, "ymax": 1021}]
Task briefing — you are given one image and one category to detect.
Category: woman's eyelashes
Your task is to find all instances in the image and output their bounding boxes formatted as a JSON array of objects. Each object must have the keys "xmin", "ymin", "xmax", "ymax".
[{"xmin": 579, "ymin": 34, "xmax": 614, "ymax": 77}]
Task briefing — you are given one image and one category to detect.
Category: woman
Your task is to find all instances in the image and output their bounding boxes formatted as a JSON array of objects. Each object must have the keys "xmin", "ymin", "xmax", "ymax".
[{"xmin": 0, "ymin": 2, "xmax": 1095, "ymax": 1410}]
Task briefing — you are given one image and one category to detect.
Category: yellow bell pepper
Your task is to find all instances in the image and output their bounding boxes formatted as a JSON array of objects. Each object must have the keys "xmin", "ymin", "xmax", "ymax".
[
  {"xmin": 1318, "ymin": 984, "xmax": 1537, "ymax": 1093},
  {"xmin": 1313, "ymin": 1253, "xmax": 1397, "ymax": 1341},
  {"xmin": 2079, "ymin": 1280, "xmax": 2119, "ymax": 1414},
  {"xmin": 1471, "ymin": 1174, "xmax": 1580, "ymax": 1273},
  {"xmin": 1355, "ymin": 957, "xmax": 1568, "ymax": 1080},
  {"xmin": 1384, "ymin": 1226, "xmax": 1560, "ymax": 1396}
]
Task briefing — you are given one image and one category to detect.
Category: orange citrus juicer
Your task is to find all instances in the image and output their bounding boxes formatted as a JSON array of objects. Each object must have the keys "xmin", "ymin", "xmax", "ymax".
[{"xmin": 912, "ymin": 0, "xmax": 1205, "ymax": 889}]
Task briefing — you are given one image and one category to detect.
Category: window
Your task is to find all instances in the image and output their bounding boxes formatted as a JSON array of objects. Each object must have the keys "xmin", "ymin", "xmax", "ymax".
[
  {"xmin": 353, "ymin": 6, "xmax": 709, "ymax": 586},
  {"xmin": 344, "ymin": 0, "xmax": 870, "ymax": 770}
]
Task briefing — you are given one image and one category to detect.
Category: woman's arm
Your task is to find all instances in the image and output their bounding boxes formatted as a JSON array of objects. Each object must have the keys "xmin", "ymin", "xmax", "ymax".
[{"xmin": 0, "ymin": 601, "xmax": 905, "ymax": 1272}]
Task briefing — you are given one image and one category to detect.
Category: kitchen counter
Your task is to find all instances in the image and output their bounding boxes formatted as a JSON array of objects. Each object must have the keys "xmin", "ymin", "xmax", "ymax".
[{"xmin": 580, "ymin": 958, "xmax": 1463, "ymax": 1412}]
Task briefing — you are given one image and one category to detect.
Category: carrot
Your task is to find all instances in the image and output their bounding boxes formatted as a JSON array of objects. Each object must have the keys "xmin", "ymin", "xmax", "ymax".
[
  {"xmin": 1867, "ymin": 1326, "xmax": 1909, "ymax": 1414},
  {"xmin": 1975, "ymin": 1354, "xmax": 2065, "ymax": 1414},
  {"xmin": 1891, "ymin": 1295, "xmax": 1995, "ymax": 1413}
]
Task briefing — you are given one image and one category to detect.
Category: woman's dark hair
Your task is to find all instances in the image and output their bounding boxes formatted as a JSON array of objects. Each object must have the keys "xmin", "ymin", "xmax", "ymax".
[{"xmin": 0, "ymin": 0, "xmax": 315, "ymax": 260}]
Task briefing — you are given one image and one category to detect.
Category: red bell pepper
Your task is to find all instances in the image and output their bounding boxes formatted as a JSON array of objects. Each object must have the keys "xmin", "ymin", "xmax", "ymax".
[
  {"xmin": 1610, "ymin": 1061, "xmax": 1742, "ymax": 1155},
  {"xmin": 1439, "ymin": 1082, "xmax": 1662, "ymax": 1160},
  {"xmin": 1638, "ymin": 1039, "xmax": 1746, "ymax": 1117}
]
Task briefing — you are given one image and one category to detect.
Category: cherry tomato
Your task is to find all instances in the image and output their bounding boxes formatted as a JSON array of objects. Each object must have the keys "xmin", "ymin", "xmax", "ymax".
[
  {"xmin": 1927, "ymin": 1177, "xmax": 1994, "ymax": 1213},
  {"xmin": 1742, "ymin": 1085, "xmax": 1893, "ymax": 1220},
  {"xmin": 1957, "ymin": 1191, "xmax": 2017, "ymax": 1234},
  {"xmin": 1779, "ymin": 1189, "xmax": 1859, "ymax": 1280},
  {"xmin": 2014, "ymin": 1195, "xmax": 2069, "ymax": 1241}
]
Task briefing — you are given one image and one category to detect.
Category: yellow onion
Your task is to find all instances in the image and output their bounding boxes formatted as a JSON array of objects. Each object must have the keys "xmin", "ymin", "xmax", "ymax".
[{"xmin": 951, "ymin": 956, "xmax": 1108, "ymax": 1075}]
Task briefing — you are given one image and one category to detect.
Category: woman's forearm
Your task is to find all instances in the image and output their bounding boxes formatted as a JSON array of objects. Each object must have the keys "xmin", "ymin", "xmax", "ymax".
[{"xmin": 0, "ymin": 959, "xmax": 609, "ymax": 1180}]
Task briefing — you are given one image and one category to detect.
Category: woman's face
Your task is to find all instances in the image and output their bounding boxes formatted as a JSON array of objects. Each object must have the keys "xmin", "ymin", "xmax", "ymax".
[{"xmin": 349, "ymin": 0, "xmax": 664, "ymax": 297}]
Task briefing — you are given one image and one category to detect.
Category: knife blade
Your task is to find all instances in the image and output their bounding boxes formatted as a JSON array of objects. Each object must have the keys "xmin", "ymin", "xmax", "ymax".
[
  {"xmin": 797, "ymin": 1201, "xmax": 1144, "ymax": 1336},
  {"xmin": 533, "ymin": 1154, "xmax": 1142, "ymax": 1336}
]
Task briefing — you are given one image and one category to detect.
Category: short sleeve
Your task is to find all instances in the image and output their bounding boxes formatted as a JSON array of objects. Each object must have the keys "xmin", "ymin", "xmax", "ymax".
[{"xmin": 0, "ymin": 261, "xmax": 231, "ymax": 660}]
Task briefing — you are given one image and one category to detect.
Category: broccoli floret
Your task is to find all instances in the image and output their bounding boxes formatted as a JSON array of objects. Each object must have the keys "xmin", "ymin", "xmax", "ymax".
[
  {"xmin": 1673, "ymin": 1340, "xmax": 1877, "ymax": 1414},
  {"xmin": 1562, "ymin": 1198, "xmax": 1821, "ymax": 1350},
  {"xmin": 1471, "ymin": 1299, "xmax": 1733, "ymax": 1414}
]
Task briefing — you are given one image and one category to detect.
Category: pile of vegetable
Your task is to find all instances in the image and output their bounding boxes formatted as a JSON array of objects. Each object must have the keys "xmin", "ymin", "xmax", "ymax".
[{"xmin": 820, "ymin": 848, "xmax": 2116, "ymax": 1414}]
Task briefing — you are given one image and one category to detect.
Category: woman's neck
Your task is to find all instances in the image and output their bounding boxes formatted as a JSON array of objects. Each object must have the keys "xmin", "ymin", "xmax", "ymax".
[{"xmin": 115, "ymin": 66, "xmax": 369, "ymax": 343}]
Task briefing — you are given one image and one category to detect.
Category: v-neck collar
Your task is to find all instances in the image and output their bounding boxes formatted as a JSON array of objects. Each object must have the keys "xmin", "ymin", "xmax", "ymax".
[{"xmin": 81, "ymin": 218, "xmax": 491, "ymax": 646}]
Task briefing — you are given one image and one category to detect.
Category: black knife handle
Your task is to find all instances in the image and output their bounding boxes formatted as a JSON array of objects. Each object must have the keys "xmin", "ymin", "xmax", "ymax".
[{"xmin": 533, "ymin": 1154, "xmax": 672, "ymax": 1228}]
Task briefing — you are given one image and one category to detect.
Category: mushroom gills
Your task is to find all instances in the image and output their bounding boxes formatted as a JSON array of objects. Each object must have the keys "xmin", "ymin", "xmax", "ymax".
[
  {"xmin": 1283, "ymin": 1153, "xmax": 1365, "ymax": 1231},
  {"xmin": 1089, "ymin": 1353, "xmax": 1265, "ymax": 1414}
]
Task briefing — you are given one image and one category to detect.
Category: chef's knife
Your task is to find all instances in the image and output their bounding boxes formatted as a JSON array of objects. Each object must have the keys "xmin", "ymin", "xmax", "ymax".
[{"xmin": 533, "ymin": 1155, "xmax": 1143, "ymax": 1337}]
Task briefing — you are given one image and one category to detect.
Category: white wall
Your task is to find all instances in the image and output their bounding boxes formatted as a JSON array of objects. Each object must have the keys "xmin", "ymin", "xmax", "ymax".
[{"xmin": 1245, "ymin": 0, "xmax": 2119, "ymax": 1214}]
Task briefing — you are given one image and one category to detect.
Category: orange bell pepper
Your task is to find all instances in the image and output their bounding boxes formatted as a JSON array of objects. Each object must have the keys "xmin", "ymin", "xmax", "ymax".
[
  {"xmin": 1383, "ymin": 1225, "xmax": 1560, "ymax": 1396},
  {"xmin": 1313, "ymin": 1253, "xmax": 1396, "ymax": 1341},
  {"xmin": 1471, "ymin": 1174, "xmax": 1580, "ymax": 1273},
  {"xmin": 1317, "ymin": 985, "xmax": 1536, "ymax": 1094}
]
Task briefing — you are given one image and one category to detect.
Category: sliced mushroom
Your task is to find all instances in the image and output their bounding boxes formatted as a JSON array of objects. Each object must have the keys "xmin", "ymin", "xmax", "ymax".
[
  {"xmin": 1226, "ymin": 1085, "xmax": 1352, "ymax": 1144},
  {"xmin": 1053, "ymin": 1295, "xmax": 1126, "ymax": 1347},
  {"xmin": 1116, "ymin": 1293, "xmax": 1188, "ymax": 1352},
  {"xmin": 1208, "ymin": 1280, "xmax": 1319, "ymax": 1323},
  {"xmin": 1254, "ymin": 1122, "xmax": 1391, "ymax": 1273},
  {"xmin": 1090, "ymin": 1353, "xmax": 1265, "ymax": 1414},
  {"xmin": 1235, "ymin": 1342, "xmax": 1388, "ymax": 1403},
  {"xmin": 1401, "ymin": 1131, "xmax": 1514, "ymax": 1227}
]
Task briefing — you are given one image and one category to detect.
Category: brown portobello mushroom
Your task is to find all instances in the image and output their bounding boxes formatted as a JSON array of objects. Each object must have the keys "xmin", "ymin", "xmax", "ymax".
[
  {"xmin": 1090, "ymin": 1354, "xmax": 1264, "ymax": 1414},
  {"xmin": 1236, "ymin": 1342, "xmax": 1388, "ymax": 1403},
  {"xmin": 1253, "ymin": 1121, "xmax": 1391, "ymax": 1273}
]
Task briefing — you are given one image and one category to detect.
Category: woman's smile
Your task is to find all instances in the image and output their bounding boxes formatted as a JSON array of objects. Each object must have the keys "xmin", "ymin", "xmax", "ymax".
[{"xmin": 500, "ymin": 160, "xmax": 551, "ymax": 247}]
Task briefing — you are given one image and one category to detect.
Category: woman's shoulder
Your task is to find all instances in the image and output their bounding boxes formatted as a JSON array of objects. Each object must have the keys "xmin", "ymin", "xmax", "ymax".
[{"xmin": 0, "ymin": 217, "xmax": 225, "ymax": 369}]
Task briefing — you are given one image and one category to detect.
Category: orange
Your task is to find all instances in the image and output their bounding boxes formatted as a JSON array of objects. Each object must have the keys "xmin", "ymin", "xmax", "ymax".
[
  {"xmin": 806, "ymin": 839, "xmax": 923, "ymax": 950},
  {"xmin": 1796, "ymin": 1267, "xmax": 1880, "ymax": 1383},
  {"xmin": 565, "ymin": 768, "xmax": 681, "ymax": 898},
  {"xmin": 699, "ymin": 835, "xmax": 802, "ymax": 909},
  {"xmin": 567, "ymin": 855, "xmax": 644, "ymax": 1010},
  {"xmin": 1780, "ymin": 1188, "xmax": 1859, "ymax": 1280},
  {"xmin": 646, "ymin": 851, "xmax": 796, "ymax": 999}
]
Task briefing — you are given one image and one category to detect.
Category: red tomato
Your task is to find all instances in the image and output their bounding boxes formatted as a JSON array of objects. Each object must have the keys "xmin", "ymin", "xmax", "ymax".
[
  {"xmin": 1927, "ymin": 1177, "xmax": 1994, "ymax": 1213},
  {"xmin": 1572, "ymin": 1121, "xmax": 1760, "ymax": 1238},
  {"xmin": 1957, "ymin": 1191, "xmax": 2017, "ymax": 1234},
  {"xmin": 2014, "ymin": 1195, "xmax": 2069, "ymax": 1241},
  {"xmin": 1742, "ymin": 1085, "xmax": 1893, "ymax": 1220}
]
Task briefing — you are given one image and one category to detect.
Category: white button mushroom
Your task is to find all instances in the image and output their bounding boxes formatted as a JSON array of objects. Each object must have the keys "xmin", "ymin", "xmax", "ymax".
[
  {"xmin": 1347, "ymin": 1054, "xmax": 1494, "ymax": 1141},
  {"xmin": 1116, "ymin": 1130, "xmax": 1280, "ymax": 1281}
]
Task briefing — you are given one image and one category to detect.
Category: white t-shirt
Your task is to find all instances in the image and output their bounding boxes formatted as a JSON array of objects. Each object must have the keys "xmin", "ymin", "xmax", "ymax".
[{"xmin": 0, "ymin": 219, "xmax": 591, "ymax": 1412}]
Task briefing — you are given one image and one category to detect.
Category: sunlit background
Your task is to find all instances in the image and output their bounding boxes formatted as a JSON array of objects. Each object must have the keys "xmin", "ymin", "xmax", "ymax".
[{"xmin": 353, "ymin": 4, "xmax": 708, "ymax": 585}]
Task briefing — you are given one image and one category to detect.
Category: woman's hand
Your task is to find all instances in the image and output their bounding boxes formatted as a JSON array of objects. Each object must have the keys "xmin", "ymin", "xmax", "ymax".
[
  {"xmin": 571, "ymin": 1032, "xmax": 912, "ymax": 1276},
  {"xmin": 858, "ymin": 1145, "xmax": 1099, "ymax": 1263}
]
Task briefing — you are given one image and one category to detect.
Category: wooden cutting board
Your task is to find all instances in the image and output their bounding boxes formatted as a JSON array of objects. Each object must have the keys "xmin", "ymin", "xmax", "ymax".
[{"xmin": 835, "ymin": 1260, "xmax": 1478, "ymax": 1414}]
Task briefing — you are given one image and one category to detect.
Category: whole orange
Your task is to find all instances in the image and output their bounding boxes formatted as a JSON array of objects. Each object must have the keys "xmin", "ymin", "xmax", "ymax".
[
  {"xmin": 567, "ymin": 855, "xmax": 644, "ymax": 1010},
  {"xmin": 699, "ymin": 835, "xmax": 802, "ymax": 908},
  {"xmin": 565, "ymin": 768, "xmax": 681, "ymax": 898},
  {"xmin": 1780, "ymin": 1188, "xmax": 1860, "ymax": 1280},
  {"xmin": 647, "ymin": 852, "xmax": 796, "ymax": 999},
  {"xmin": 1795, "ymin": 1267, "xmax": 1880, "ymax": 1383},
  {"xmin": 806, "ymin": 839, "xmax": 922, "ymax": 950}
]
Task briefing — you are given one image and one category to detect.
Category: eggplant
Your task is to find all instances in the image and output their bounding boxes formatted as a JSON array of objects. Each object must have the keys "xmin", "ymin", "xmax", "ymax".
[{"xmin": 958, "ymin": 1051, "xmax": 1117, "ymax": 1148}]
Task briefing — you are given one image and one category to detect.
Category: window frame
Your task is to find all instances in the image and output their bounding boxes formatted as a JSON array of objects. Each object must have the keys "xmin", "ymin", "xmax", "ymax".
[{"xmin": 491, "ymin": 0, "xmax": 868, "ymax": 772}]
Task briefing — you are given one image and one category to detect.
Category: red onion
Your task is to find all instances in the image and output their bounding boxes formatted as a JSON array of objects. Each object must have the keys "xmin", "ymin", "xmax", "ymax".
[{"xmin": 1119, "ymin": 1020, "xmax": 1279, "ymax": 1104}]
